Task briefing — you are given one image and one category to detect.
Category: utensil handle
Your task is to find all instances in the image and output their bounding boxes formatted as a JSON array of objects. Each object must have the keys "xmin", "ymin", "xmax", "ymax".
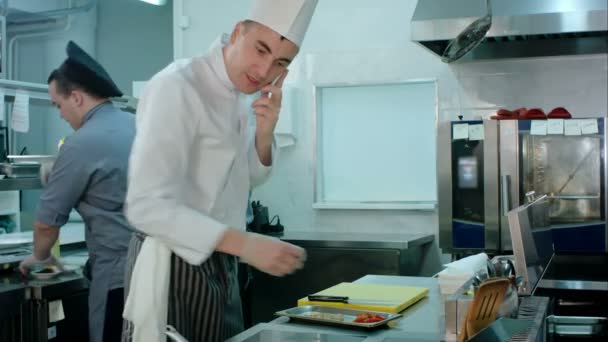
[
  {"xmin": 307, "ymin": 295, "xmax": 349, "ymax": 303},
  {"xmin": 501, "ymin": 175, "xmax": 511, "ymax": 215}
]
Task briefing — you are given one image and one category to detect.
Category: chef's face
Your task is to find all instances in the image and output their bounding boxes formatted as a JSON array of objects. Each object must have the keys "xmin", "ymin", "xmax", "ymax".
[
  {"xmin": 48, "ymin": 80, "xmax": 83, "ymax": 130},
  {"xmin": 224, "ymin": 21, "xmax": 299, "ymax": 94}
]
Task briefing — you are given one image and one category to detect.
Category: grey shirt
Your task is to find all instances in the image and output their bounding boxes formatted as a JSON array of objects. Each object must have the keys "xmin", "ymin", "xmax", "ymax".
[{"xmin": 37, "ymin": 102, "xmax": 135, "ymax": 291}]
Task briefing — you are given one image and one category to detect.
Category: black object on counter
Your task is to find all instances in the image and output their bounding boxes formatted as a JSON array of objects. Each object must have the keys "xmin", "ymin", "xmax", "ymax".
[{"xmin": 247, "ymin": 201, "xmax": 284, "ymax": 235}]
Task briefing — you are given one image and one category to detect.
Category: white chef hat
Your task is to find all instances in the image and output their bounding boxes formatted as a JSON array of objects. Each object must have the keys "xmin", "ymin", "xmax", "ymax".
[{"xmin": 246, "ymin": 0, "xmax": 318, "ymax": 47}]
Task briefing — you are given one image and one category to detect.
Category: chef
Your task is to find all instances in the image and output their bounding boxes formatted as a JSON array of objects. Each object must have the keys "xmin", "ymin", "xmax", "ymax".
[
  {"xmin": 19, "ymin": 41, "xmax": 135, "ymax": 342},
  {"xmin": 122, "ymin": 0, "xmax": 318, "ymax": 341}
]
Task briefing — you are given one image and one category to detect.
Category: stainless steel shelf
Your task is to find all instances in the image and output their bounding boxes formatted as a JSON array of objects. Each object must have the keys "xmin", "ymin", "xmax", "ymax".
[
  {"xmin": 0, "ymin": 79, "xmax": 137, "ymax": 111},
  {"xmin": 277, "ymin": 231, "xmax": 435, "ymax": 249},
  {"xmin": 0, "ymin": 177, "xmax": 42, "ymax": 191},
  {"xmin": 0, "ymin": 79, "xmax": 50, "ymax": 101}
]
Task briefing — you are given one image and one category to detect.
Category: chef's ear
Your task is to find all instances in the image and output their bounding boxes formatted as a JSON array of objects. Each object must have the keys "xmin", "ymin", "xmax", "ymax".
[
  {"xmin": 230, "ymin": 21, "xmax": 245, "ymax": 44},
  {"xmin": 69, "ymin": 89, "xmax": 84, "ymax": 107}
]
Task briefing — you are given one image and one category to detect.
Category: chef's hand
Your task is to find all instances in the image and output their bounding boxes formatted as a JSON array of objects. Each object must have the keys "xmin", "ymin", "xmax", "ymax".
[
  {"xmin": 241, "ymin": 232, "xmax": 306, "ymax": 277},
  {"xmin": 252, "ymin": 70, "xmax": 288, "ymax": 145},
  {"xmin": 19, "ymin": 254, "xmax": 64, "ymax": 276}
]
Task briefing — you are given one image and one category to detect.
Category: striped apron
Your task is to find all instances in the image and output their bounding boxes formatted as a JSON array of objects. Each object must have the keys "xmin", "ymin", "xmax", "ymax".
[{"xmin": 122, "ymin": 234, "xmax": 244, "ymax": 342}]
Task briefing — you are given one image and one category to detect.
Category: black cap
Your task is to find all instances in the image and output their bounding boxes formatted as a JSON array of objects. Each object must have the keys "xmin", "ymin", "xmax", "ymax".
[{"xmin": 60, "ymin": 41, "xmax": 123, "ymax": 98}]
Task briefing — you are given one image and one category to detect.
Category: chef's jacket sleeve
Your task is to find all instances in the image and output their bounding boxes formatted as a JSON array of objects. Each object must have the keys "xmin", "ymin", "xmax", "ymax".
[
  {"xmin": 125, "ymin": 75, "xmax": 226, "ymax": 264},
  {"xmin": 36, "ymin": 143, "xmax": 89, "ymax": 227},
  {"xmin": 248, "ymin": 134, "xmax": 277, "ymax": 188}
]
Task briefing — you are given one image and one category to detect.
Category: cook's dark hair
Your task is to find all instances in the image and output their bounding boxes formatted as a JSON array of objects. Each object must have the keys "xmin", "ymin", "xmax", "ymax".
[
  {"xmin": 47, "ymin": 64, "xmax": 105, "ymax": 99},
  {"xmin": 242, "ymin": 20, "xmax": 287, "ymax": 42}
]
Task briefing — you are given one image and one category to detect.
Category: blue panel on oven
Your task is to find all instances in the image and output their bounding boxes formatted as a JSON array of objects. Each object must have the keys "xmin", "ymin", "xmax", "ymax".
[
  {"xmin": 451, "ymin": 120, "xmax": 483, "ymax": 125},
  {"xmin": 552, "ymin": 223, "xmax": 606, "ymax": 253},
  {"xmin": 518, "ymin": 120, "xmax": 531, "ymax": 131},
  {"xmin": 453, "ymin": 220, "xmax": 485, "ymax": 249}
]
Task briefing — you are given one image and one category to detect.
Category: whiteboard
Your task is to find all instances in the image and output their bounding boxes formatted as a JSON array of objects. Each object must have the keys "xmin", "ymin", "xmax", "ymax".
[{"xmin": 314, "ymin": 80, "xmax": 437, "ymax": 209}]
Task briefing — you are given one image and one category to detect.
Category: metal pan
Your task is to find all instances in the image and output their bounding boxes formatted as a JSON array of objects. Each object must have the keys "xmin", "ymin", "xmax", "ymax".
[{"xmin": 275, "ymin": 305, "xmax": 402, "ymax": 329}]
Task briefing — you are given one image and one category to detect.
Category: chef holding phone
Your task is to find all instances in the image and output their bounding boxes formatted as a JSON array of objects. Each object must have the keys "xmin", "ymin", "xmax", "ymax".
[{"xmin": 121, "ymin": 1, "xmax": 319, "ymax": 341}]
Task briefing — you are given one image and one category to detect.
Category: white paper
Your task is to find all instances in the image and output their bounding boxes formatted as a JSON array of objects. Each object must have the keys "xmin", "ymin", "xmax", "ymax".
[
  {"xmin": 564, "ymin": 120, "xmax": 582, "ymax": 136},
  {"xmin": 530, "ymin": 121, "xmax": 548, "ymax": 136},
  {"xmin": 0, "ymin": 90, "xmax": 5, "ymax": 124},
  {"xmin": 453, "ymin": 124, "xmax": 469, "ymax": 140},
  {"xmin": 580, "ymin": 119, "xmax": 599, "ymax": 135},
  {"xmin": 440, "ymin": 253, "xmax": 489, "ymax": 277},
  {"xmin": 48, "ymin": 300, "xmax": 65, "ymax": 323},
  {"xmin": 132, "ymin": 81, "xmax": 148, "ymax": 98},
  {"xmin": 468, "ymin": 124, "xmax": 484, "ymax": 141},
  {"xmin": 11, "ymin": 90, "xmax": 30, "ymax": 133},
  {"xmin": 547, "ymin": 119, "xmax": 564, "ymax": 135}
]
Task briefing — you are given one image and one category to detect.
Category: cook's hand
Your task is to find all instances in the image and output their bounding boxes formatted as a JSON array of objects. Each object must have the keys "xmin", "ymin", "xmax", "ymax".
[
  {"xmin": 19, "ymin": 255, "xmax": 64, "ymax": 276},
  {"xmin": 252, "ymin": 70, "xmax": 289, "ymax": 145},
  {"xmin": 241, "ymin": 232, "xmax": 306, "ymax": 277}
]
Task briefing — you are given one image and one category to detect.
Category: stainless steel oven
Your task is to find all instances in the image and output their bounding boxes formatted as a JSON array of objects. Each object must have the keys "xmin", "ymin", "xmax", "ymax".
[
  {"xmin": 508, "ymin": 196, "xmax": 608, "ymax": 341},
  {"xmin": 439, "ymin": 118, "xmax": 607, "ymax": 254}
]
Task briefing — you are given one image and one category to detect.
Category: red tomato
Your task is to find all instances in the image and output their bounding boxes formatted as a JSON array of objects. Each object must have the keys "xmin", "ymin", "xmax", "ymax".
[{"xmin": 354, "ymin": 313, "xmax": 385, "ymax": 323}]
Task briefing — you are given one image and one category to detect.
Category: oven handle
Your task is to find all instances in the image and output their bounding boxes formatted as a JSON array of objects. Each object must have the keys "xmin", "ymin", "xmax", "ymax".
[
  {"xmin": 501, "ymin": 175, "xmax": 511, "ymax": 215},
  {"xmin": 558, "ymin": 300, "xmax": 596, "ymax": 307}
]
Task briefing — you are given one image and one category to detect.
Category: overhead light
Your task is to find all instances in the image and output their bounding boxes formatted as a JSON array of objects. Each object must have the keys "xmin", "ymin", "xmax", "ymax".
[{"xmin": 139, "ymin": 0, "xmax": 167, "ymax": 5}]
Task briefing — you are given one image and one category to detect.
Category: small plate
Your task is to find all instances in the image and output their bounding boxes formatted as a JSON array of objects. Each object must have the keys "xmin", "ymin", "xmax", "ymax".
[{"xmin": 30, "ymin": 266, "xmax": 62, "ymax": 280}]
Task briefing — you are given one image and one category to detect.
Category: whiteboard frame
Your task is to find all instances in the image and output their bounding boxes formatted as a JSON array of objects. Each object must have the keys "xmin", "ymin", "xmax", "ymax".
[{"xmin": 312, "ymin": 78, "xmax": 439, "ymax": 210}]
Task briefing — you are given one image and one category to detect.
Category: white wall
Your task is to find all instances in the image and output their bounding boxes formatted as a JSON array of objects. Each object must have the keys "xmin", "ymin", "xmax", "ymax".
[
  {"xmin": 11, "ymin": 0, "xmax": 173, "ymax": 152},
  {"xmin": 9, "ymin": 0, "xmax": 97, "ymax": 230},
  {"xmin": 10, "ymin": 0, "xmax": 98, "ymax": 154},
  {"xmin": 442, "ymin": 55, "xmax": 608, "ymax": 122},
  {"xmin": 9, "ymin": 0, "xmax": 173, "ymax": 231},
  {"xmin": 96, "ymin": 0, "xmax": 172, "ymax": 95},
  {"xmin": 174, "ymin": 1, "xmax": 608, "ymax": 242}
]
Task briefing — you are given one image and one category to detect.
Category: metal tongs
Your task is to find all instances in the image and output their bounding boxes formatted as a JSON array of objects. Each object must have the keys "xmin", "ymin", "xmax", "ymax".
[{"xmin": 166, "ymin": 325, "xmax": 189, "ymax": 342}]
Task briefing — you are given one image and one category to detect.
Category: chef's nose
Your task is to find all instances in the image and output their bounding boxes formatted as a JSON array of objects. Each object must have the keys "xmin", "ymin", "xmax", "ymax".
[{"xmin": 258, "ymin": 57, "xmax": 274, "ymax": 80}]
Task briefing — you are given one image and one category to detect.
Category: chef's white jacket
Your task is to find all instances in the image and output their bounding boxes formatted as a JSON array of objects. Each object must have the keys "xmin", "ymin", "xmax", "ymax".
[{"xmin": 125, "ymin": 34, "xmax": 275, "ymax": 264}]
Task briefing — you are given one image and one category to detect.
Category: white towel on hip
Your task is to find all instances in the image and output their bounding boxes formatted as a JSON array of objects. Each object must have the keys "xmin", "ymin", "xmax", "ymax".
[
  {"xmin": 123, "ymin": 237, "xmax": 172, "ymax": 342},
  {"xmin": 123, "ymin": 233, "xmax": 211, "ymax": 342}
]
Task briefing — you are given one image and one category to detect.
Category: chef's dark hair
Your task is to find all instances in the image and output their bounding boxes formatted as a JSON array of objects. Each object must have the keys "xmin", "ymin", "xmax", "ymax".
[
  {"xmin": 242, "ymin": 20, "xmax": 287, "ymax": 42},
  {"xmin": 47, "ymin": 65, "xmax": 106, "ymax": 100}
]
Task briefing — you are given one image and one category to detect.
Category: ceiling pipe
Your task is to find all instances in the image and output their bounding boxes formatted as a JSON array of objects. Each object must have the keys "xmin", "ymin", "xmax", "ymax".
[
  {"xmin": 138, "ymin": 0, "xmax": 168, "ymax": 6},
  {"xmin": 7, "ymin": 16, "xmax": 72, "ymax": 80},
  {"xmin": 6, "ymin": 0, "xmax": 96, "ymax": 25}
]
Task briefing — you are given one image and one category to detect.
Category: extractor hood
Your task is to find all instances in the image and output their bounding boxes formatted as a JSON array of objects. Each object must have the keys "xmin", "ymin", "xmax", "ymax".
[{"xmin": 411, "ymin": 0, "xmax": 608, "ymax": 62}]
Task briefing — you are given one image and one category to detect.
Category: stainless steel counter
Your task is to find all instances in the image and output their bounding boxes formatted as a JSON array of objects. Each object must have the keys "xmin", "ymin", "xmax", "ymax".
[
  {"xmin": 277, "ymin": 232, "xmax": 435, "ymax": 249},
  {"xmin": 244, "ymin": 234, "xmax": 439, "ymax": 325},
  {"xmin": 0, "ymin": 249, "xmax": 90, "ymax": 341},
  {"xmin": 229, "ymin": 275, "xmax": 445, "ymax": 342},
  {"xmin": 1, "ymin": 263, "xmax": 87, "ymax": 320},
  {"xmin": 0, "ymin": 177, "xmax": 42, "ymax": 191},
  {"xmin": 0, "ymin": 248, "xmax": 88, "ymax": 302}
]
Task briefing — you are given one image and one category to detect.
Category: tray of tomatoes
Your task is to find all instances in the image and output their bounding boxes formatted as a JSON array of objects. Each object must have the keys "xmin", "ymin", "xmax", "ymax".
[{"xmin": 275, "ymin": 305, "xmax": 402, "ymax": 328}]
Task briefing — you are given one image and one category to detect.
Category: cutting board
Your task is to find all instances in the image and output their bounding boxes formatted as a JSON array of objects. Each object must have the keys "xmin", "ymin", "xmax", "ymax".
[{"xmin": 297, "ymin": 282, "xmax": 429, "ymax": 313}]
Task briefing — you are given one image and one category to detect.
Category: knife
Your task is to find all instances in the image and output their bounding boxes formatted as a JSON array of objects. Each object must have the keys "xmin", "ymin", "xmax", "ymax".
[{"xmin": 307, "ymin": 295, "xmax": 401, "ymax": 306}]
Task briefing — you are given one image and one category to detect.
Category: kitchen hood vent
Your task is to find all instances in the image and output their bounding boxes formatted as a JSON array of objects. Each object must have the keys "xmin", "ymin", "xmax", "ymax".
[{"xmin": 411, "ymin": 0, "xmax": 608, "ymax": 62}]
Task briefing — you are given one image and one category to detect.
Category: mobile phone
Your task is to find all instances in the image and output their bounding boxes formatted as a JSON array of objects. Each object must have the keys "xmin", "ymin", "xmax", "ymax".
[{"xmin": 267, "ymin": 73, "xmax": 283, "ymax": 99}]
